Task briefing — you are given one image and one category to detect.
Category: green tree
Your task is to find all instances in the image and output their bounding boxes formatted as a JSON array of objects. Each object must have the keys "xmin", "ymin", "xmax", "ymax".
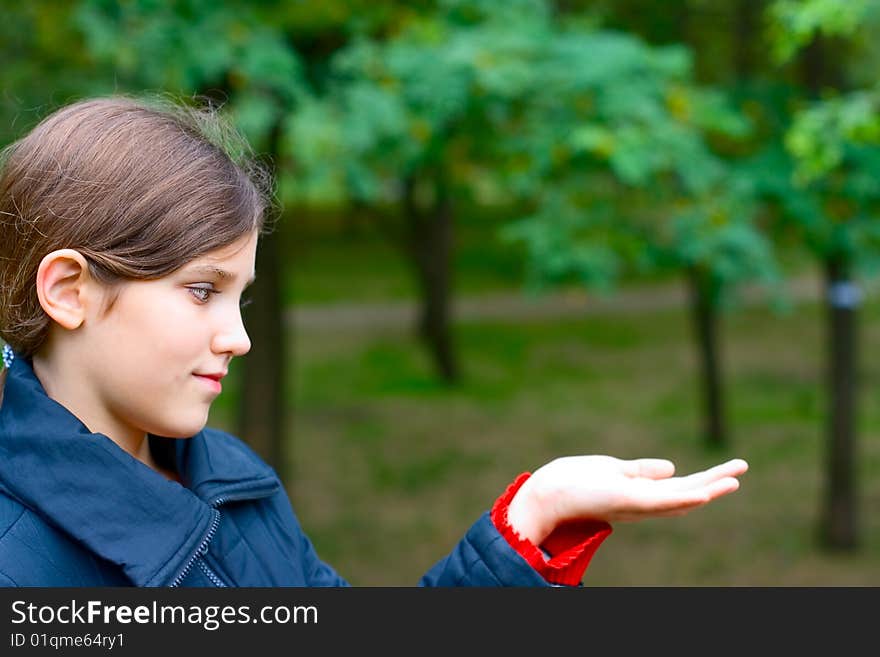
[
  {"xmin": 0, "ymin": 1, "xmax": 113, "ymax": 144},
  {"xmin": 290, "ymin": 0, "xmax": 553, "ymax": 382},
  {"xmin": 500, "ymin": 21, "xmax": 777, "ymax": 449},
  {"xmin": 761, "ymin": 0, "xmax": 880, "ymax": 549}
]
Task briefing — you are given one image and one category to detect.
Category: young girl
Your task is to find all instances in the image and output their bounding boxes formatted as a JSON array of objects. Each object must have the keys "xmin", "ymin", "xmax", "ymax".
[{"xmin": 0, "ymin": 96, "xmax": 748, "ymax": 587}]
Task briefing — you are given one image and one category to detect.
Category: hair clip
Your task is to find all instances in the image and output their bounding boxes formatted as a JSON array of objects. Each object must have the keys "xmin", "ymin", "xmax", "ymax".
[{"xmin": 1, "ymin": 344, "xmax": 13, "ymax": 369}]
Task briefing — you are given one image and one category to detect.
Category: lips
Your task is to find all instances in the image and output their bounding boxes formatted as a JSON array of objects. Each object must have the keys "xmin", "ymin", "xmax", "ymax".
[
  {"xmin": 193, "ymin": 372, "xmax": 225, "ymax": 393},
  {"xmin": 196, "ymin": 373, "xmax": 225, "ymax": 382}
]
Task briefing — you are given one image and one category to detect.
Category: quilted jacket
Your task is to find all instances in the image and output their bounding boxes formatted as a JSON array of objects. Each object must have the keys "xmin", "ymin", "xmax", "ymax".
[{"xmin": 0, "ymin": 354, "xmax": 548, "ymax": 587}]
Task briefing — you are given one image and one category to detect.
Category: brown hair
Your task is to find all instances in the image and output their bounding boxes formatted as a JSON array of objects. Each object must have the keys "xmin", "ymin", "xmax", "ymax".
[{"xmin": 0, "ymin": 95, "xmax": 272, "ymax": 360}]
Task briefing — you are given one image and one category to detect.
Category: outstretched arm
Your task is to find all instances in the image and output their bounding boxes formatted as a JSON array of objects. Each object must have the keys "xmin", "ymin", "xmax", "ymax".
[{"xmin": 506, "ymin": 456, "xmax": 748, "ymax": 546}]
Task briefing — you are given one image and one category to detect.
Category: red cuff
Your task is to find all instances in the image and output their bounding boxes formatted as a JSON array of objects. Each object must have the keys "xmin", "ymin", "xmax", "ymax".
[{"xmin": 491, "ymin": 472, "xmax": 613, "ymax": 586}]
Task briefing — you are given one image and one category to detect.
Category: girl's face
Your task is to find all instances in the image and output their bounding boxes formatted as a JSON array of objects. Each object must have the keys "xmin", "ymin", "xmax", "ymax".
[{"xmin": 77, "ymin": 230, "xmax": 257, "ymax": 444}]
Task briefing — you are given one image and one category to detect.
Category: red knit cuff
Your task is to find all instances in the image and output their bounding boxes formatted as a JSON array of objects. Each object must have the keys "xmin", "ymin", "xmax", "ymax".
[{"xmin": 491, "ymin": 472, "xmax": 613, "ymax": 587}]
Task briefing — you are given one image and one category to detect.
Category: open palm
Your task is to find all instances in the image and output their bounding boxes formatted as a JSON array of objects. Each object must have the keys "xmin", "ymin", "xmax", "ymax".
[{"xmin": 508, "ymin": 455, "xmax": 749, "ymax": 545}]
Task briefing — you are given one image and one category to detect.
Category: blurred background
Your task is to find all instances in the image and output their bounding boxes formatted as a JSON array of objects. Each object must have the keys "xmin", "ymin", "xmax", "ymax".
[{"xmin": 2, "ymin": 0, "xmax": 878, "ymax": 585}]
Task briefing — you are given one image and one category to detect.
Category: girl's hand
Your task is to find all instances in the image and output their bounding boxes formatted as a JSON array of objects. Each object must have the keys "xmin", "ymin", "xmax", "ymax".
[{"xmin": 506, "ymin": 456, "xmax": 748, "ymax": 545}]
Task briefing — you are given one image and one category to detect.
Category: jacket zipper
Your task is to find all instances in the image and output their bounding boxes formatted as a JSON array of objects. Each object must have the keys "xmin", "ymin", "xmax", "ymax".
[
  {"xmin": 197, "ymin": 557, "xmax": 227, "ymax": 587},
  {"xmin": 168, "ymin": 483, "xmax": 277, "ymax": 587},
  {"xmin": 169, "ymin": 496, "xmax": 227, "ymax": 587}
]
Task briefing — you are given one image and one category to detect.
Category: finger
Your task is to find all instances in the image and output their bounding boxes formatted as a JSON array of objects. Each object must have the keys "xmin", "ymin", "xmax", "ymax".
[
  {"xmin": 615, "ymin": 481, "xmax": 740, "ymax": 521},
  {"xmin": 703, "ymin": 476, "xmax": 741, "ymax": 500},
  {"xmin": 659, "ymin": 459, "xmax": 748, "ymax": 491},
  {"xmin": 669, "ymin": 476, "xmax": 741, "ymax": 507},
  {"xmin": 625, "ymin": 475, "xmax": 741, "ymax": 512},
  {"xmin": 612, "ymin": 496, "xmax": 708, "ymax": 521},
  {"xmin": 688, "ymin": 459, "xmax": 748, "ymax": 484},
  {"xmin": 718, "ymin": 458, "xmax": 748, "ymax": 476},
  {"xmin": 620, "ymin": 458, "xmax": 676, "ymax": 480}
]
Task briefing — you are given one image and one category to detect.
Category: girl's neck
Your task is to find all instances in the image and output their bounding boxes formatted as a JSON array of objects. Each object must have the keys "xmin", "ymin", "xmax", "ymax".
[
  {"xmin": 138, "ymin": 439, "xmax": 181, "ymax": 483},
  {"xmin": 32, "ymin": 351, "xmax": 156, "ymax": 472}
]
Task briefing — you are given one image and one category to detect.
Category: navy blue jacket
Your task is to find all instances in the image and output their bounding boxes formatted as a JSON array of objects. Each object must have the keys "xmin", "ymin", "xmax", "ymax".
[{"xmin": 0, "ymin": 354, "xmax": 548, "ymax": 587}]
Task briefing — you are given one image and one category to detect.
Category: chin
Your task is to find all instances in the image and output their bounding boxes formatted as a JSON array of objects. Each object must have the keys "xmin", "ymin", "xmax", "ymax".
[{"xmin": 152, "ymin": 417, "xmax": 209, "ymax": 439}]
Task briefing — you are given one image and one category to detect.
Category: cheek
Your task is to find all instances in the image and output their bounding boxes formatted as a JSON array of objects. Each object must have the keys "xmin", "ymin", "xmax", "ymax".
[
  {"xmin": 104, "ymin": 293, "xmax": 205, "ymax": 368},
  {"xmin": 151, "ymin": 318, "xmax": 208, "ymax": 372}
]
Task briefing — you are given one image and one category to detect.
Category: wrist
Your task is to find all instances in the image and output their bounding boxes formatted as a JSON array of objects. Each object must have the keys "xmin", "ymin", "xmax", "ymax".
[
  {"xmin": 491, "ymin": 472, "xmax": 614, "ymax": 587},
  {"xmin": 506, "ymin": 472, "xmax": 556, "ymax": 545}
]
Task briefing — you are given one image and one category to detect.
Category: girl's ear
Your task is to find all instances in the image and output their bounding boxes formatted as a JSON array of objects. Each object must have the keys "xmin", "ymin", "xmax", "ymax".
[{"xmin": 35, "ymin": 249, "xmax": 95, "ymax": 330}]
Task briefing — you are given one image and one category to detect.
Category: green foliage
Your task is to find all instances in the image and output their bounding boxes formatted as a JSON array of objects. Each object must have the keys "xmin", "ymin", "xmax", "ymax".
[
  {"xmin": 498, "ymin": 23, "xmax": 773, "ymax": 301},
  {"xmin": 764, "ymin": 0, "xmax": 880, "ymax": 272},
  {"xmin": 786, "ymin": 90, "xmax": 880, "ymax": 182},
  {"xmin": 0, "ymin": 1, "xmax": 112, "ymax": 144},
  {"xmin": 287, "ymin": 1, "xmax": 777, "ymax": 302},
  {"xmin": 12, "ymin": 0, "xmax": 880, "ymax": 301},
  {"xmin": 0, "ymin": 0, "xmax": 784, "ymax": 309},
  {"xmin": 500, "ymin": 187, "xmax": 624, "ymax": 292},
  {"xmin": 768, "ymin": 0, "xmax": 878, "ymax": 63},
  {"xmin": 74, "ymin": 0, "xmax": 307, "ymax": 150},
  {"xmin": 287, "ymin": 0, "xmax": 551, "ymax": 207}
]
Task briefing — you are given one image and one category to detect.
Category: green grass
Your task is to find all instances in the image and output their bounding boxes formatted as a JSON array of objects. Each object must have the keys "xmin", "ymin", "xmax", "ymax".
[{"xmin": 209, "ymin": 295, "xmax": 880, "ymax": 586}]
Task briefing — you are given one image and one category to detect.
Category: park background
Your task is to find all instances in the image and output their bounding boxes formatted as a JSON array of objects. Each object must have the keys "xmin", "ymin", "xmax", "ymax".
[{"xmin": 1, "ymin": 0, "xmax": 878, "ymax": 585}]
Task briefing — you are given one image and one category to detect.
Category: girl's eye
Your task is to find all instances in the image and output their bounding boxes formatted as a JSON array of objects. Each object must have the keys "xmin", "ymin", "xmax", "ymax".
[{"xmin": 187, "ymin": 286, "xmax": 216, "ymax": 303}]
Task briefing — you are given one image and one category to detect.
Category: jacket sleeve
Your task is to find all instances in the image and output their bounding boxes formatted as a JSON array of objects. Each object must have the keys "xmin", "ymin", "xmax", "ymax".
[
  {"xmin": 418, "ymin": 512, "xmax": 551, "ymax": 587},
  {"xmin": 297, "ymin": 531, "xmax": 352, "ymax": 587},
  {"xmin": 277, "ymin": 496, "xmax": 352, "ymax": 587},
  {"xmin": 239, "ymin": 488, "xmax": 352, "ymax": 587},
  {"xmin": 418, "ymin": 473, "xmax": 613, "ymax": 587}
]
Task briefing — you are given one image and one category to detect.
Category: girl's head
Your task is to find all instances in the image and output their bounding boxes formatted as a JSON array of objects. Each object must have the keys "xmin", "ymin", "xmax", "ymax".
[
  {"xmin": 0, "ymin": 96, "xmax": 270, "ymax": 443},
  {"xmin": 0, "ymin": 96, "xmax": 269, "ymax": 358}
]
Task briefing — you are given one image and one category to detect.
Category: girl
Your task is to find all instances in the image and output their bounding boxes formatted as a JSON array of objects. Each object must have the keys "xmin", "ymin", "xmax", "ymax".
[{"xmin": 0, "ymin": 96, "xmax": 747, "ymax": 587}]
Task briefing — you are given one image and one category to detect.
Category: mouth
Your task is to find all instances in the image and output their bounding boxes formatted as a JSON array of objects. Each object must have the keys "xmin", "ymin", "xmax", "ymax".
[{"xmin": 193, "ymin": 373, "xmax": 224, "ymax": 394}]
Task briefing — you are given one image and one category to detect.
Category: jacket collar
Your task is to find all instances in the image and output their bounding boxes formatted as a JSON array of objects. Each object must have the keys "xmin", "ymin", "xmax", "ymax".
[{"xmin": 0, "ymin": 352, "xmax": 279, "ymax": 586}]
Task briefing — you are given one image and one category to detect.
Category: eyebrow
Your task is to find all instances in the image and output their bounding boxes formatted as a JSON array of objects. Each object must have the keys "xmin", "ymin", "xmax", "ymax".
[{"xmin": 186, "ymin": 265, "xmax": 256, "ymax": 286}]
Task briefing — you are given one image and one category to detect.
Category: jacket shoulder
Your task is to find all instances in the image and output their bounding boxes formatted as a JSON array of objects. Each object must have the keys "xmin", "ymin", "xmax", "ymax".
[
  {"xmin": 201, "ymin": 426, "xmax": 261, "ymax": 455},
  {"xmin": 199, "ymin": 427, "xmax": 278, "ymax": 476},
  {"xmin": 0, "ymin": 491, "xmax": 129, "ymax": 587}
]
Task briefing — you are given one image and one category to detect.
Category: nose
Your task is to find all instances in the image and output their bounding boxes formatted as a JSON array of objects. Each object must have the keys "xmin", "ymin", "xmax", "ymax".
[{"xmin": 212, "ymin": 306, "xmax": 252, "ymax": 357}]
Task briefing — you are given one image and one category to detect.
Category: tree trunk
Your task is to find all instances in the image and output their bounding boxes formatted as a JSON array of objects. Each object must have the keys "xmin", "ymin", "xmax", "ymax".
[
  {"xmin": 686, "ymin": 266, "xmax": 726, "ymax": 449},
  {"xmin": 800, "ymin": 32, "xmax": 845, "ymax": 95},
  {"xmin": 819, "ymin": 258, "xmax": 859, "ymax": 550},
  {"xmin": 799, "ymin": 32, "xmax": 858, "ymax": 551},
  {"xmin": 403, "ymin": 174, "xmax": 458, "ymax": 383},
  {"xmin": 237, "ymin": 118, "xmax": 288, "ymax": 479},
  {"xmin": 733, "ymin": 0, "xmax": 761, "ymax": 81}
]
